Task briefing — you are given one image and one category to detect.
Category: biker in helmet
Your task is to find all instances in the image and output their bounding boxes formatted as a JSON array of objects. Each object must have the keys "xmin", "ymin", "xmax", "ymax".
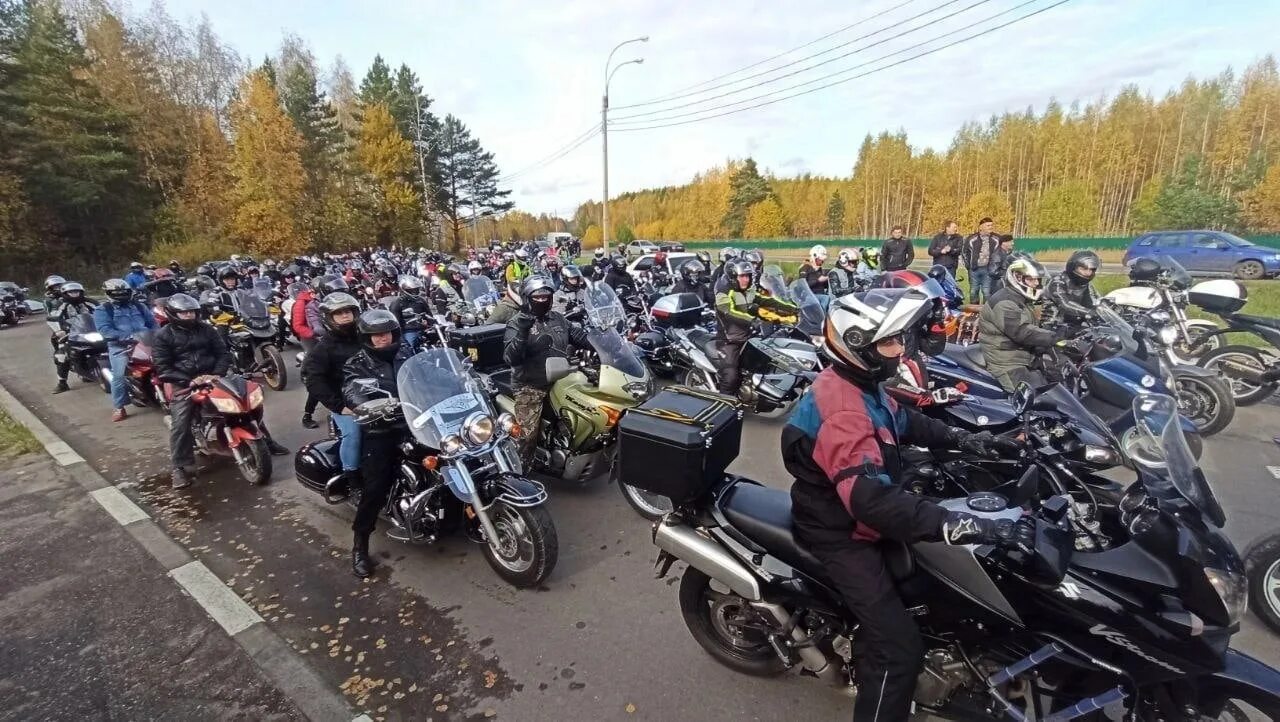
[
  {"xmin": 388, "ymin": 275, "xmax": 432, "ymax": 348},
  {"xmin": 468, "ymin": 260, "xmax": 484, "ymax": 276},
  {"xmin": 49, "ymin": 282, "xmax": 99, "ymax": 394},
  {"xmin": 552, "ymin": 264, "xmax": 588, "ymax": 317},
  {"xmin": 125, "ymin": 262, "xmax": 148, "ymax": 290},
  {"xmin": 503, "ymin": 275, "xmax": 593, "ymax": 467},
  {"xmin": 94, "ymin": 279, "xmax": 158, "ymax": 421},
  {"xmin": 43, "ymin": 275, "xmax": 67, "ymax": 315},
  {"xmin": 215, "ymin": 266, "xmax": 242, "ymax": 315},
  {"xmin": 712, "ymin": 261, "xmax": 798, "ymax": 397},
  {"xmin": 312, "ymin": 274, "xmax": 350, "ymax": 299},
  {"xmin": 340, "ymin": 309, "xmax": 412, "ymax": 578},
  {"xmin": 168, "ymin": 260, "xmax": 185, "ymax": 279},
  {"xmin": 978, "ymin": 256, "xmax": 1059, "ymax": 391},
  {"xmin": 431, "ymin": 263, "xmax": 468, "ymax": 315},
  {"xmin": 152, "ymin": 293, "xmax": 232, "ymax": 489},
  {"xmin": 799, "ymin": 244, "xmax": 830, "ymax": 295},
  {"xmin": 671, "ymin": 259, "xmax": 714, "ymax": 307},
  {"xmin": 506, "ymin": 248, "xmax": 531, "ymax": 285},
  {"xmin": 591, "ymin": 248, "xmax": 610, "ymax": 277},
  {"xmin": 860, "ymin": 247, "xmax": 880, "ymax": 272},
  {"xmin": 787, "ymin": 287, "xmax": 1031, "ymax": 722},
  {"xmin": 1040, "ymin": 249, "xmax": 1100, "ymax": 332},
  {"xmin": 302, "ymin": 291, "xmax": 365, "ymax": 489},
  {"xmin": 603, "ymin": 255, "xmax": 632, "ymax": 292},
  {"xmin": 829, "ymin": 249, "xmax": 862, "ymax": 298}
]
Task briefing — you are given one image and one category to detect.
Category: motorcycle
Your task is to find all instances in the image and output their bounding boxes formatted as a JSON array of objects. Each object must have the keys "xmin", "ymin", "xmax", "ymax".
[
  {"xmin": 457, "ymin": 275, "xmax": 499, "ymax": 326},
  {"xmin": 51, "ymin": 313, "xmax": 111, "ymax": 393},
  {"xmin": 644, "ymin": 389, "xmax": 1280, "ymax": 719},
  {"xmin": 1102, "ymin": 255, "xmax": 1222, "ymax": 365},
  {"xmin": 1188, "ymin": 280, "xmax": 1280, "ymax": 406},
  {"xmin": 294, "ymin": 348, "xmax": 558, "ymax": 588},
  {"xmin": 1245, "ymin": 530, "xmax": 1280, "ymax": 636},
  {"xmin": 183, "ymin": 375, "xmax": 273, "ymax": 484},
  {"xmin": 121, "ymin": 331, "xmax": 167, "ymax": 410},
  {"xmin": 0, "ymin": 288, "xmax": 18, "ymax": 326},
  {"xmin": 213, "ymin": 289, "xmax": 288, "ymax": 391}
]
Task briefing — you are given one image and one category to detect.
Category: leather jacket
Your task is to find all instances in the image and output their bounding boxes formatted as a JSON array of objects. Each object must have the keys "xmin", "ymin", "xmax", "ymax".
[
  {"xmin": 152, "ymin": 322, "xmax": 232, "ymax": 385},
  {"xmin": 502, "ymin": 310, "xmax": 591, "ymax": 388}
]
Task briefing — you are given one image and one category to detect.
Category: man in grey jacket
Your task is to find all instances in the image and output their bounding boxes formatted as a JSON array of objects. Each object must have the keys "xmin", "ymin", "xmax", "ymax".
[{"xmin": 978, "ymin": 257, "xmax": 1059, "ymax": 391}]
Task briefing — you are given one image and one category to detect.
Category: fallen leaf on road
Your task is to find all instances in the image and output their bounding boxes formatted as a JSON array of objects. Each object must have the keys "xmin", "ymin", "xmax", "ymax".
[
  {"xmin": 484, "ymin": 671, "xmax": 497, "ymax": 688},
  {"xmin": 625, "ymin": 703, "xmax": 636, "ymax": 714}
]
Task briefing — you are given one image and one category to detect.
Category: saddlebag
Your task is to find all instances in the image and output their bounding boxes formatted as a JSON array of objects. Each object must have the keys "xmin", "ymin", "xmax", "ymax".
[
  {"xmin": 448, "ymin": 323, "xmax": 507, "ymax": 371},
  {"xmin": 295, "ymin": 438, "xmax": 341, "ymax": 493},
  {"xmin": 617, "ymin": 387, "xmax": 743, "ymax": 503}
]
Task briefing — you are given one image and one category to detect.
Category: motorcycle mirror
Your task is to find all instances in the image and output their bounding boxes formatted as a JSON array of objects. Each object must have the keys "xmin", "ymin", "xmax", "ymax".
[{"xmin": 1012, "ymin": 383, "xmax": 1033, "ymax": 415}]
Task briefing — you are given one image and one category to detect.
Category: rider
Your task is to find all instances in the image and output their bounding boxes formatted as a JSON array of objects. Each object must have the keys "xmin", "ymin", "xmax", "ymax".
[
  {"xmin": 552, "ymin": 264, "xmax": 588, "ymax": 317},
  {"xmin": 602, "ymin": 256, "xmax": 632, "ymax": 292},
  {"xmin": 670, "ymin": 259, "xmax": 715, "ymax": 308},
  {"xmin": 341, "ymin": 309, "xmax": 413, "ymax": 578},
  {"xmin": 828, "ymin": 249, "xmax": 861, "ymax": 298},
  {"xmin": 151, "ymin": 293, "xmax": 232, "ymax": 490},
  {"xmin": 431, "ymin": 263, "xmax": 467, "ymax": 316},
  {"xmin": 94, "ymin": 279, "xmax": 158, "ymax": 422},
  {"xmin": 590, "ymin": 248, "xmax": 611, "ymax": 278},
  {"xmin": 1040, "ymin": 249, "xmax": 1100, "ymax": 333},
  {"xmin": 502, "ymin": 276, "xmax": 592, "ymax": 467},
  {"xmin": 168, "ymin": 260, "xmax": 185, "ymax": 280},
  {"xmin": 712, "ymin": 260, "xmax": 797, "ymax": 397},
  {"xmin": 710, "ymin": 247, "xmax": 738, "ymax": 292},
  {"xmin": 979, "ymin": 257, "xmax": 1059, "ymax": 391},
  {"xmin": 302, "ymin": 292, "xmax": 365, "ymax": 497},
  {"xmin": 797, "ymin": 245, "xmax": 830, "ymax": 295},
  {"xmin": 505, "ymin": 248, "xmax": 531, "ymax": 286},
  {"xmin": 43, "ymin": 275, "xmax": 67, "ymax": 316},
  {"xmin": 49, "ymin": 282, "xmax": 98, "ymax": 394},
  {"xmin": 787, "ymin": 287, "xmax": 1030, "ymax": 722},
  {"xmin": 214, "ymin": 266, "xmax": 242, "ymax": 315},
  {"xmin": 488, "ymin": 285, "xmax": 523, "ymax": 325},
  {"xmin": 124, "ymin": 262, "xmax": 148, "ymax": 290},
  {"xmin": 387, "ymin": 275, "xmax": 432, "ymax": 348}
]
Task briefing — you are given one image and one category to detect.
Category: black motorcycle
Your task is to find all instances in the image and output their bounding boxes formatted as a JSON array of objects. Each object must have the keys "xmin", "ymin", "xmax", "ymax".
[
  {"xmin": 0, "ymin": 289, "xmax": 18, "ymax": 327},
  {"xmin": 51, "ymin": 313, "xmax": 111, "ymax": 393},
  {"xmin": 639, "ymin": 389, "xmax": 1280, "ymax": 720},
  {"xmin": 219, "ymin": 289, "xmax": 287, "ymax": 391}
]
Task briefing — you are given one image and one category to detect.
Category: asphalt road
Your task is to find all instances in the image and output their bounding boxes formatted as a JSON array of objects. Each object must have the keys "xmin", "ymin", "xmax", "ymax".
[{"xmin": 1, "ymin": 316, "xmax": 1279, "ymax": 721}]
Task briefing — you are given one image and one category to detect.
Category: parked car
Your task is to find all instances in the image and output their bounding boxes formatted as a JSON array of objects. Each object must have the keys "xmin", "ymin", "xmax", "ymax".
[
  {"xmin": 623, "ymin": 240, "xmax": 660, "ymax": 260},
  {"xmin": 1123, "ymin": 230, "xmax": 1280, "ymax": 280},
  {"xmin": 626, "ymin": 252, "xmax": 696, "ymax": 281}
]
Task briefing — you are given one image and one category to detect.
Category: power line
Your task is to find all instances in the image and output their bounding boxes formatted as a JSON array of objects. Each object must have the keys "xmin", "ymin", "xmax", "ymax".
[
  {"xmin": 612, "ymin": 0, "xmax": 961, "ymax": 112},
  {"xmin": 498, "ymin": 125, "xmax": 600, "ymax": 183},
  {"xmin": 611, "ymin": 0, "xmax": 993, "ymax": 122},
  {"xmin": 610, "ymin": 0, "xmax": 1068, "ymax": 132}
]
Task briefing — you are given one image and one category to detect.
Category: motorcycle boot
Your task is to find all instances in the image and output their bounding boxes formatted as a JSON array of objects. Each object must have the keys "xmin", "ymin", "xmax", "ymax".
[{"xmin": 351, "ymin": 531, "xmax": 378, "ymax": 578}]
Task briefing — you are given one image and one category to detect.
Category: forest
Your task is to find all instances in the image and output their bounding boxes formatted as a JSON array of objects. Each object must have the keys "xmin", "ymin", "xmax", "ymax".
[
  {"xmin": 0, "ymin": 0, "xmax": 514, "ymax": 283},
  {"xmin": 571, "ymin": 56, "xmax": 1280, "ymax": 245}
]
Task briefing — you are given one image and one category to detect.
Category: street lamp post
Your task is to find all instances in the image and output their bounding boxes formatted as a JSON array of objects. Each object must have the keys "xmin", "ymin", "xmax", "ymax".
[{"xmin": 602, "ymin": 36, "xmax": 647, "ymax": 256}]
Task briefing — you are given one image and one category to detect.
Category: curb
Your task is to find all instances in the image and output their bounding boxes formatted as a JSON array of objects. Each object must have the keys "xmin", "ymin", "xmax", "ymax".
[{"xmin": 0, "ymin": 379, "xmax": 364, "ymax": 722}]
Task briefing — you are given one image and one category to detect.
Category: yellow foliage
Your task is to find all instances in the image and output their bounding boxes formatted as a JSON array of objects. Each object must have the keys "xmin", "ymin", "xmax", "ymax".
[
  {"xmin": 743, "ymin": 197, "xmax": 789, "ymax": 238},
  {"xmin": 176, "ymin": 111, "xmax": 233, "ymax": 240},
  {"xmin": 581, "ymin": 224, "xmax": 602, "ymax": 248},
  {"xmin": 960, "ymin": 191, "xmax": 1015, "ymax": 235},
  {"xmin": 355, "ymin": 103, "xmax": 422, "ymax": 245},
  {"xmin": 228, "ymin": 71, "xmax": 307, "ymax": 257},
  {"xmin": 1243, "ymin": 162, "xmax": 1280, "ymax": 232}
]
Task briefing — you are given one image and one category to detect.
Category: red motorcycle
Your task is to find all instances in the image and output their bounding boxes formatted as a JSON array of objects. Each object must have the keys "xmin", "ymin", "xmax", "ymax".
[
  {"xmin": 179, "ymin": 375, "xmax": 272, "ymax": 485},
  {"xmin": 125, "ymin": 332, "xmax": 168, "ymax": 411}
]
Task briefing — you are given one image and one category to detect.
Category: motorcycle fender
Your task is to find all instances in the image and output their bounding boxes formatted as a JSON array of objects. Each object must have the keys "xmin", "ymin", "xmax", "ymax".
[
  {"xmin": 225, "ymin": 425, "xmax": 259, "ymax": 448},
  {"xmin": 489, "ymin": 475, "xmax": 548, "ymax": 508},
  {"xmin": 1170, "ymin": 363, "xmax": 1219, "ymax": 381},
  {"xmin": 1201, "ymin": 649, "xmax": 1280, "ymax": 717}
]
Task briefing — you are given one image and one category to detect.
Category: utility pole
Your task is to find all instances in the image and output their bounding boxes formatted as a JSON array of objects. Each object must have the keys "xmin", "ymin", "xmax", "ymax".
[
  {"xmin": 413, "ymin": 94, "xmax": 437, "ymax": 249},
  {"xmin": 601, "ymin": 36, "xmax": 647, "ymax": 256}
]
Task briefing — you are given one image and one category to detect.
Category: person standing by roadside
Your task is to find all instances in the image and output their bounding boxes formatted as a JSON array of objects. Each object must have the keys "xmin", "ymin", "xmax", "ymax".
[
  {"xmin": 880, "ymin": 226, "xmax": 914, "ymax": 271},
  {"xmin": 93, "ymin": 279, "xmax": 158, "ymax": 422},
  {"xmin": 962, "ymin": 217, "xmax": 999, "ymax": 304},
  {"xmin": 928, "ymin": 220, "xmax": 963, "ymax": 276},
  {"xmin": 988, "ymin": 234, "xmax": 1017, "ymax": 298}
]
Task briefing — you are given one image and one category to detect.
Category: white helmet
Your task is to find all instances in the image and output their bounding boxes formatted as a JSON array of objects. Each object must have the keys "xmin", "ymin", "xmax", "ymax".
[
  {"xmin": 810, "ymin": 244, "xmax": 828, "ymax": 263},
  {"xmin": 515, "ymin": 248, "xmax": 528, "ymax": 261},
  {"xmin": 467, "ymin": 260, "xmax": 482, "ymax": 273},
  {"xmin": 1004, "ymin": 257, "xmax": 1047, "ymax": 301},
  {"xmin": 823, "ymin": 288, "xmax": 934, "ymax": 381},
  {"xmin": 837, "ymin": 249, "xmax": 857, "ymax": 268}
]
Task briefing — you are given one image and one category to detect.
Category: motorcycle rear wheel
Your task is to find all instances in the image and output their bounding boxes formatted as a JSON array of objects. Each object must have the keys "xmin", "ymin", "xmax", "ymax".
[
  {"xmin": 679, "ymin": 567, "xmax": 787, "ymax": 677},
  {"xmin": 1169, "ymin": 320, "xmax": 1223, "ymax": 365},
  {"xmin": 260, "ymin": 344, "xmax": 287, "ymax": 391},
  {"xmin": 480, "ymin": 501, "xmax": 558, "ymax": 588},
  {"xmin": 1200, "ymin": 345, "xmax": 1278, "ymax": 406},
  {"xmin": 683, "ymin": 367, "xmax": 716, "ymax": 393},
  {"xmin": 95, "ymin": 363, "xmax": 111, "ymax": 394},
  {"xmin": 233, "ymin": 437, "xmax": 272, "ymax": 485},
  {"xmin": 1174, "ymin": 373, "xmax": 1235, "ymax": 436}
]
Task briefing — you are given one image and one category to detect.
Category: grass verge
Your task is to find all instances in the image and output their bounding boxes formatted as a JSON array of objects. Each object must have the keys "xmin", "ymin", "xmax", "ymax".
[{"xmin": 0, "ymin": 406, "xmax": 41, "ymax": 460}]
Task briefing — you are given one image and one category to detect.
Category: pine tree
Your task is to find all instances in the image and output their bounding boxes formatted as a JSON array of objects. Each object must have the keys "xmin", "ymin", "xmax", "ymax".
[
  {"xmin": 825, "ymin": 189, "xmax": 845, "ymax": 236},
  {"xmin": 434, "ymin": 114, "xmax": 512, "ymax": 249},
  {"xmin": 723, "ymin": 158, "xmax": 771, "ymax": 237},
  {"xmin": 228, "ymin": 70, "xmax": 307, "ymax": 257},
  {"xmin": 359, "ymin": 54, "xmax": 393, "ymax": 106},
  {"xmin": 355, "ymin": 102, "xmax": 421, "ymax": 246}
]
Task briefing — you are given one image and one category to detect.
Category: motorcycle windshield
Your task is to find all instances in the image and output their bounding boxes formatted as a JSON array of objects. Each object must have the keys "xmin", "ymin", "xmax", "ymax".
[
  {"xmin": 1092, "ymin": 304, "xmax": 1141, "ymax": 356},
  {"xmin": 584, "ymin": 282, "xmax": 626, "ymax": 330},
  {"xmin": 1034, "ymin": 383, "xmax": 1118, "ymax": 448},
  {"xmin": 1151, "ymin": 254, "xmax": 1193, "ymax": 289},
  {"xmin": 1130, "ymin": 393, "xmax": 1226, "ymax": 527},
  {"xmin": 759, "ymin": 265, "xmax": 790, "ymax": 300},
  {"xmin": 286, "ymin": 282, "xmax": 307, "ymax": 300},
  {"xmin": 232, "ymin": 289, "xmax": 270, "ymax": 322},
  {"xmin": 397, "ymin": 348, "xmax": 489, "ymax": 450},
  {"xmin": 66, "ymin": 312, "xmax": 97, "ymax": 335},
  {"xmin": 252, "ymin": 278, "xmax": 275, "ymax": 303},
  {"xmin": 463, "ymin": 276, "xmax": 498, "ymax": 309},
  {"xmin": 590, "ymin": 328, "xmax": 646, "ymax": 378},
  {"xmin": 787, "ymin": 278, "xmax": 826, "ymax": 336}
]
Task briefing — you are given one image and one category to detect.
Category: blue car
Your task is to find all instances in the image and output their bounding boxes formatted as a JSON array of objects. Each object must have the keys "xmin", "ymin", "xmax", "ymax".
[{"xmin": 1123, "ymin": 230, "xmax": 1280, "ymax": 280}]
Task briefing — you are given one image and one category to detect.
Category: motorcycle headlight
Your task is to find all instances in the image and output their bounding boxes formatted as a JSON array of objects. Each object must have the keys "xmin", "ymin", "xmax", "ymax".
[
  {"xmin": 1157, "ymin": 326, "xmax": 1178, "ymax": 346},
  {"xmin": 1204, "ymin": 568, "xmax": 1247, "ymax": 626},
  {"xmin": 441, "ymin": 434, "xmax": 465, "ymax": 455},
  {"xmin": 210, "ymin": 396, "xmax": 243, "ymax": 414},
  {"xmin": 247, "ymin": 386, "xmax": 264, "ymax": 410},
  {"xmin": 83, "ymin": 332, "xmax": 104, "ymax": 343},
  {"xmin": 1148, "ymin": 310, "xmax": 1171, "ymax": 323},
  {"xmin": 497, "ymin": 412, "xmax": 521, "ymax": 438},
  {"xmin": 1082, "ymin": 444, "xmax": 1121, "ymax": 467},
  {"xmin": 462, "ymin": 412, "xmax": 494, "ymax": 446}
]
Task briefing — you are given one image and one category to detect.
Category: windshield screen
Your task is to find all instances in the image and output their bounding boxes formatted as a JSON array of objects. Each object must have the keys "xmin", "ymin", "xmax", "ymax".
[
  {"xmin": 232, "ymin": 289, "xmax": 269, "ymax": 321},
  {"xmin": 464, "ymin": 276, "xmax": 498, "ymax": 308},
  {"xmin": 397, "ymin": 348, "xmax": 489, "ymax": 449},
  {"xmin": 1151, "ymin": 254, "xmax": 1192, "ymax": 289},
  {"xmin": 759, "ymin": 265, "xmax": 790, "ymax": 300},
  {"xmin": 590, "ymin": 328, "xmax": 646, "ymax": 378},
  {"xmin": 1131, "ymin": 394, "xmax": 1226, "ymax": 526},
  {"xmin": 286, "ymin": 282, "xmax": 307, "ymax": 299},
  {"xmin": 66, "ymin": 312, "xmax": 97, "ymax": 335},
  {"xmin": 584, "ymin": 282, "xmax": 626, "ymax": 330},
  {"xmin": 1034, "ymin": 383, "xmax": 1117, "ymax": 446},
  {"xmin": 1093, "ymin": 304, "xmax": 1141, "ymax": 356},
  {"xmin": 252, "ymin": 278, "xmax": 275, "ymax": 303},
  {"xmin": 788, "ymin": 278, "xmax": 825, "ymax": 335}
]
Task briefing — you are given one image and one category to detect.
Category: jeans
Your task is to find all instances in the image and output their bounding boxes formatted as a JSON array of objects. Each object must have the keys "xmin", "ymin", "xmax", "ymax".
[
  {"xmin": 968, "ymin": 268, "xmax": 991, "ymax": 304},
  {"xmin": 108, "ymin": 346, "xmax": 130, "ymax": 409},
  {"xmin": 331, "ymin": 413, "xmax": 361, "ymax": 471},
  {"xmin": 402, "ymin": 330, "xmax": 421, "ymax": 349}
]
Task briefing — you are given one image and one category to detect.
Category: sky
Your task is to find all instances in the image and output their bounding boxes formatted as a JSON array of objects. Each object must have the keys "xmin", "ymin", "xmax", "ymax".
[{"xmin": 160, "ymin": 0, "xmax": 1280, "ymax": 219}]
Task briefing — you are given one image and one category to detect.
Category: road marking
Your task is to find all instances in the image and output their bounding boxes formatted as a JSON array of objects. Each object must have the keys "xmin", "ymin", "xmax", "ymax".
[
  {"xmin": 89, "ymin": 486, "xmax": 150, "ymax": 525},
  {"xmin": 1268, "ymin": 466, "xmax": 1280, "ymax": 480},
  {"xmin": 169, "ymin": 561, "xmax": 263, "ymax": 636}
]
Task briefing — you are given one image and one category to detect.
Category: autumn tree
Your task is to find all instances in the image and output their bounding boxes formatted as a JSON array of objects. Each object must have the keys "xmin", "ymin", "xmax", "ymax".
[
  {"xmin": 825, "ymin": 190, "xmax": 845, "ymax": 236},
  {"xmin": 355, "ymin": 102, "xmax": 421, "ymax": 246},
  {"xmin": 1242, "ymin": 162, "xmax": 1280, "ymax": 231},
  {"xmin": 1029, "ymin": 181, "xmax": 1097, "ymax": 235},
  {"xmin": 175, "ymin": 110, "xmax": 233, "ymax": 238},
  {"xmin": 723, "ymin": 158, "xmax": 771, "ymax": 237},
  {"xmin": 227, "ymin": 70, "xmax": 307, "ymax": 257},
  {"xmin": 743, "ymin": 197, "xmax": 789, "ymax": 238}
]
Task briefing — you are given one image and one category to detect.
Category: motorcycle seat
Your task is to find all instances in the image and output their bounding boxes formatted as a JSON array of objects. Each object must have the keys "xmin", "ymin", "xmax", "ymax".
[
  {"xmin": 684, "ymin": 328, "xmax": 725, "ymax": 360},
  {"xmin": 946, "ymin": 342, "xmax": 989, "ymax": 372},
  {"xmin": 1230, "ymin": 313, "xmax": 1280, "ymax": 331},
  {"xmin": 718, "ymin": 482, "xmax": 913, "ymax": 582}
]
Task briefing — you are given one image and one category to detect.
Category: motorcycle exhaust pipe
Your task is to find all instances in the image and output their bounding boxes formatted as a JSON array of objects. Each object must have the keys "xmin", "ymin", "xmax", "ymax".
[
  {"xmin": 1221, "ymin": 359, "xmax": 1267, "ymax": 383},
  {"xmin": 751, "ymin": 600, "xmax": 837, "ymax": 680},
  {"xmin": 653, "ymin": 520, "xmax": 761, "ymax": 601}
]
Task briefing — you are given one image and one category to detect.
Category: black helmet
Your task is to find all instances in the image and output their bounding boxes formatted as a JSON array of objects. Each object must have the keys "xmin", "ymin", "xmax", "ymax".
[
  {"xmin": 398, "ymin": 275, "xmax": 424, "ymax": 297},
  {"xmin": 195, "ymin": 264, "xmax": 214, "ymax": 277},
  {"xmin": 728, "ymin": 260, "xmax": 755, "ymax": 289},
  {"xmin": 695, "ymin": 250, "xmax": 712, "ymax": 267},
  {"xmin": 217, "ymin": 265, "xmax": 240, "ymax": 283},
  {"xmin": 926, "ymin": 264, "xmax": 951, "ymax": 283},
  {"xmin": 1128, "ymin": 257, "xmax": 1163, "ymax": 282},
  {"xmin": 520, "ymin": 275, "xmax": 556, "ymax": 316},
  {"xmin": 164, "ymin": 293, "xmax": 202, "ymax": 328},
  {"xmin": 610, "ymin": 256, "xmax": 627, "ymax": 272},
  {"xmin": 199, "ymin": 290, "xmax": 222, "ymax": 314},
  {"xmin": 60, "ymin": 282, "xmax": 85, "ymax": 303},
  {"xmin": 103, "ymin": 278, "xmax": 133, "ymax": 302},
  {"xmin": 679, "ymin": 260, "xmax": 706, "ymax": 285},
  {"xmin": 381, "ymin": 265, "xmax": 399, "ymax": 281},
  {"xmin": 447, "ymin": 262, "xmax": 467, "ymax": 280},
  {"xmin": 319, "ymin": 292, "xmax": 360, "ymax": 335},
  {"xmin": 45, "ymin": 275, "xmax": 66, "ymax": 295},
  {"xmin": 744, "ymin": 250, "xmax": 765, "ymax": 270},
  {"xmin": 357, "ymin": 308, "xmax": 401, "ymax": 360},
  {"xmin": 560, "ymin": 264, "xmax": 584, "ymax": 289},
  {"xmin": 313, "ymin": 274, "xmax": 349, "ymax": 298},
  {"xmin": 1065, "ymin": 250, "xmax": 1101, "ymax": 284}
]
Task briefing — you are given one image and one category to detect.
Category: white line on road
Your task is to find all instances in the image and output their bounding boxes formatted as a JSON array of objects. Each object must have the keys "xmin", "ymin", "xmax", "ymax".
[
  {"xmin": 169, "ymin": 561, "xmax": 263, "ymax": 636},
  {"xmin": 89, "ymin": 486, "xmax": 150, "ymax": 526},
  {"xmin": 1268, "ymin": 466, "xmax": 1280, "ymax": 480}
]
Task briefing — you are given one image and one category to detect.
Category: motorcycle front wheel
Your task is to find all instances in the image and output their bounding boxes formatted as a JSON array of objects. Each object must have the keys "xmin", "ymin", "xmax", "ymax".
[
  {"xmin": 679, "ymin": 567, "xmax": 786, "ymax": 676},
  {"xmin": 1200, "ymin": 345, "xmax": 1278, "ymax": 406},
  {"xmin": 1244, "ymin": 531, "xmax": 1280, "ymax": 636},
  {"xmin": 259, "ymin": 344, "xmax": 287, "ymax": 391},
  {"xmin": 1169, "ymin": 320, "xmax": 1223, "ymax": 365},
  {"xmin": 233, "ymin": 437, "xmax": 272, "ymax": 485},
  {"xmin": 480, "ymin": 501, "xmax": 558, "ymax": 588},
  {"xmin": 1174, "ymin": 373, "xmax": 1235, "ymax": 436}
]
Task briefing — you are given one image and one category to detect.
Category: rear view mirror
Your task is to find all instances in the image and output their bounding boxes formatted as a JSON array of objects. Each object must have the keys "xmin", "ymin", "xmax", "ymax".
[{"xmin": 1012, "ymin": 383, "xmax": 1033, "ymax": 415}]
